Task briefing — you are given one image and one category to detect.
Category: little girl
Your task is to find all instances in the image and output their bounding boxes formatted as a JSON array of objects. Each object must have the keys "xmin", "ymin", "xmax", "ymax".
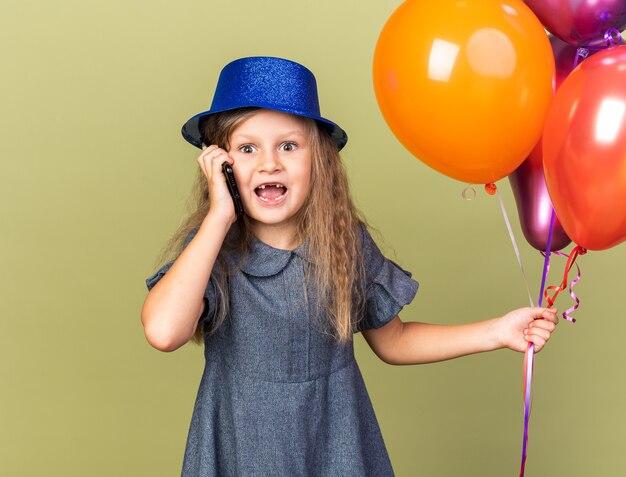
[{"xmin": 141, "ymin": 56, "xmax": 558, "ymax": 476}]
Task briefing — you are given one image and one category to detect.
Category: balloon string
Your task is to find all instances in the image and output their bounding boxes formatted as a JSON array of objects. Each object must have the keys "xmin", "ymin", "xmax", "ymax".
[
  {"xmin": 537, "ymin": 209, "xmax": 556, "ymax": 308},
  {"xmin": 520, "ymin": 341, "xmax": 535, "ymax": 477},
  {"xmin": 496, "ymin": 187, "xmax": 535, "ymax": 307},
  {"xmin": 519, "ymin": 208, "xmax": 556, "ymax": 477}
]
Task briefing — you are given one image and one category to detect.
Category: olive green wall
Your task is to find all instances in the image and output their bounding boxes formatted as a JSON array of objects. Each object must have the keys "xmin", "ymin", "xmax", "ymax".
[{"xmin": 3, "ymin": 1, "xmax": 625, "ymax": 475}]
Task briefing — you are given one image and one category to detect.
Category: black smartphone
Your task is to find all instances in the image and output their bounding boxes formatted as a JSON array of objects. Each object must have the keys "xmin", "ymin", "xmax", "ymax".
[{"xmin": 222, "ymin": 161, "xmax": 244, "ymax": 218}]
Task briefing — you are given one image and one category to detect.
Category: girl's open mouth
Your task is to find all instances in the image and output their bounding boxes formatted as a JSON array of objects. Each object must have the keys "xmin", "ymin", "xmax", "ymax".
[{"xmin": 254, "ymin": 183, "xmax": 288, "ymax": 204}]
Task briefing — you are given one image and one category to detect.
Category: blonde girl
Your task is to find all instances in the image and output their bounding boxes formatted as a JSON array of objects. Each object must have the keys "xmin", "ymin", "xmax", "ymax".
[{"xmin": 141, "ymin": 56, "xmax": 558, "ymax": 476}]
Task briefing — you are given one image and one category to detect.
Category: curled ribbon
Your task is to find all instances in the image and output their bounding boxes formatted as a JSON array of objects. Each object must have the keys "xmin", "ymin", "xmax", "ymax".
[
  {"xmin": 541, "ymin": 250, "xmax": 584, "ymax": 323},
  {"xmin": 571, "ymin": 28, "xmax": 623, "ymax": 73},
  {"xmin": 564, "ymin": 259, "xmax": 582, "ymax": 322},
  {"xmin": 574, "ymin": 47, "xmax": 589, "ymax": 67},
  {"xmin": 543, "ymin": 245, "xmax": 587, "ymax": 315}
]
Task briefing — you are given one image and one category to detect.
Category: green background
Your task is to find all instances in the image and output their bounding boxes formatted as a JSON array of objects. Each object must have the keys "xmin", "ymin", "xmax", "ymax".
[{"xmin": 3, "ymin": 1, "xmax": 625, "ymax": 475}]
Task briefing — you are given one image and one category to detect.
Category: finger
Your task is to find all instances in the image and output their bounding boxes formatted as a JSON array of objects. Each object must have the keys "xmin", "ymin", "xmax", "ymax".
[
  {"xmin": 198, "ymin": 146, "xmax": 227, "ymax": 179},
  {"xmin": 208, "ymin": 149, "xmax": 233, "ymax": 175},
  {"xmin": 197, "ymin": 145, "xmax": 218, "ymax": 176},
  {"xmin": 204, "ymin": 147, "xmax": 229, "ymax": 164},
  {"xmin": 200, "ymin": 145, "xmax": 220, "ymax": 163},
  {"xmin": 524, "ymin": 330, "xmax": 550, "ymax": 344},
  {"xmin": 540, "ymin": 308, "xmax": 559, "ymax": 324},
  {"xmin": 531, "ymin": 320, "xmax": 556, "ymax": 334},
  {"xmin": 214, "ymin": 148, "xmax": 234, "ymax": 166},
  {"xmin": 524, "ymin": 328, "xmax": 550, "ymax": 349},
  {"xmin": 210, "ymin": 153, "xmax": 225, "ymax": 180},
  {"xmin": 530, "ymin": 337, "xmax": 547, "ymax": 353},
  {"xmin": 529, "ymin": 327, "xmax": 554, "ymax": 345},
  {"xmin": 530, "ymin": 307, "xmax": 559, "ymax": 324},
  {"xmin": 196, "ymin": 154, "xmax": 208, "ymax": 178},
  {"xmin": 207, "ymin": 148, "xmax": 233, "ymax": 173}
]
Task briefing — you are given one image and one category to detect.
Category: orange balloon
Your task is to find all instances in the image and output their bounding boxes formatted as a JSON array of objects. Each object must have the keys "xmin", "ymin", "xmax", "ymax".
[{"xmin": 373, "ymin": 0, "xmax": 555, "ymax": 184}]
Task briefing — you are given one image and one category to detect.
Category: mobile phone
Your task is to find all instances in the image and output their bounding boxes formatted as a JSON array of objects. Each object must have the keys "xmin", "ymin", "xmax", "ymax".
[{"xmin": 222, "ymin": 161, "xmax": 244, "ymax": 218}]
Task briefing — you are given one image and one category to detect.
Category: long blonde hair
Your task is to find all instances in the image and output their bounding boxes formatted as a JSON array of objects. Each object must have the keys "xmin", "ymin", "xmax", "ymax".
[{"xmin": 157, "ymin": 108, "xmax": 365, "ymax": 344}]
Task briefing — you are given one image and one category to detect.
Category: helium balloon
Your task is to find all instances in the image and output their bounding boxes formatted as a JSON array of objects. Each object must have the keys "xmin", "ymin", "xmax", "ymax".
[
  {"xmin": 524, "ymin": 0, "xmax": 626, "ymax": 47},
  {"xmin": 373, "ymin": 0, "xmax": 554, "ymax": 184},
  {"xmin": 509, "ymin": 141, "xmax": 571, "ymax": 251},
  {"xmin": 543, "ymin": 46, "xmax": 626, "ymax": 250}
]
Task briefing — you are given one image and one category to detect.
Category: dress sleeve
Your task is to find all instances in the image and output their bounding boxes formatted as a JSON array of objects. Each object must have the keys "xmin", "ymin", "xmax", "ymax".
[
  {"xmin": 356, "ymin": 226, "xmax": 419, "ymax": 332},
  {"xmin": 145, "ymin": 228, "xmax": 219, "ymax": 326}
]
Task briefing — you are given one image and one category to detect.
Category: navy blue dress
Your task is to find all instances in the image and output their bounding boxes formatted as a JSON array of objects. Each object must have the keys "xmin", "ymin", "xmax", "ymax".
[{"xmin": 146, "ymin": 227, "xmax": 418, "ymax": 476}]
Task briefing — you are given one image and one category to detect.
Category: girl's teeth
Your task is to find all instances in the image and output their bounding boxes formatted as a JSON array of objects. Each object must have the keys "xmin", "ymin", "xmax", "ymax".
[
  {"xmin": 256, "ymin": 184, "xmax": 285, "ymax": 189},
  {"xmin": 258, "ymin": 193, "xmax": 285, "ymax": 203},
  {"xmin": 255, "ymin": 184, "xmax": 286, "ymax": 203}
]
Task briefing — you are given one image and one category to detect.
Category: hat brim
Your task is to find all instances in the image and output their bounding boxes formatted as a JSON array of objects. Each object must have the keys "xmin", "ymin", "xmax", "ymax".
[{"xmin": 181, "ymin": 105, "xmax": 348, "ymax": 151}]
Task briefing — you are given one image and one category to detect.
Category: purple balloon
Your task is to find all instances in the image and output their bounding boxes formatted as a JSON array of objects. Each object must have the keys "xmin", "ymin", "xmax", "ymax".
[
  {"xmin": 508, "ymin": 35, "xmax": 583, "ymax": 251},
  {"xmin": 550, "ymin": 35, "xmax": 599, "ymax": 86},
  {"xmin": 524, "ymin": 0, "xmax": 626, "ymax": 46},
  {"xmin": 509, "ymin": 142, "xmax": 571, "ymax": 251}
]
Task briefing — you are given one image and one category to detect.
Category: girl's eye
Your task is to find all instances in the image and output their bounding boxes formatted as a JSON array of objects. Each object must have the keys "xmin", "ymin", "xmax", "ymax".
[
  {"xmin": 239, "ymin": 144, "xmax": 256, "ymax": 154},
  {"xmin": 280, "ymin": 142, "xmax": 297, "ymax": 152}
]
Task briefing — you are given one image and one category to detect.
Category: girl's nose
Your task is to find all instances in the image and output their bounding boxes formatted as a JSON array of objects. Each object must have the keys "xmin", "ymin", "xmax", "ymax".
[{"xmin": 258, "ymin": 149, "xmax": 281, "ymax": 172}]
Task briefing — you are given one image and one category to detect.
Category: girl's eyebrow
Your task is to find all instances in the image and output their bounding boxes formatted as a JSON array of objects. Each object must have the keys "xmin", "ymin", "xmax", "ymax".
[
  {"xmin": 279, "ymin": 130, "xmax": 307, "ymax": 138},
  {"xmin": 231, "ymin": 130, "xmax": 307, "ymax": 141}
]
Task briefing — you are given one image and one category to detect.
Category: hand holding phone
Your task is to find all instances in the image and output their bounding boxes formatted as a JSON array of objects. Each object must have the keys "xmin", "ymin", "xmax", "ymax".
[{"xmin": 221, "ymin": 161, "xmax": 245, "ymax": 219}]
